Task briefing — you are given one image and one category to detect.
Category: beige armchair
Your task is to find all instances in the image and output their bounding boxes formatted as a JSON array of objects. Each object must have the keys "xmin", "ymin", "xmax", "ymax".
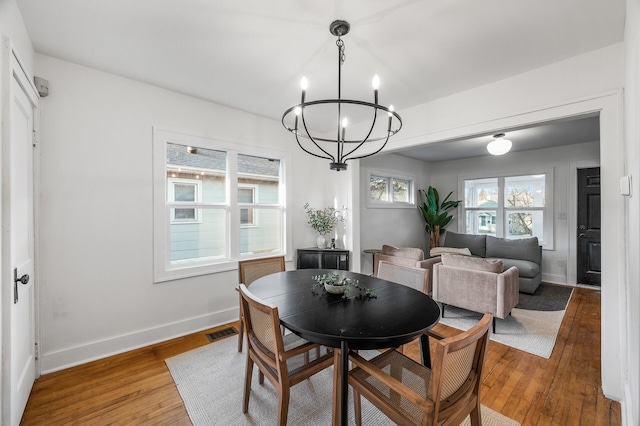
[
  {"xmin": 433, "ymin": 254, "xmax": 519, "ymax": 333},
  {"xmin": 373, "ymin": 245, "xmax": 425, "ymax": 275}
]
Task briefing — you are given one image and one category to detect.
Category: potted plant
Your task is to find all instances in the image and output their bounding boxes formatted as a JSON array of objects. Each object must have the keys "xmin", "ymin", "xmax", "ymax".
[
  {"xmin": 418, "ymin": 187, "xmax": 462, "ymax": 249},
  {"xmin": 304, "ymin": 203, "xmax": 344, "ymax": 248},
  {"xmin": 312, "ymin": 273, "xmax": 376, "ymax": 299}
]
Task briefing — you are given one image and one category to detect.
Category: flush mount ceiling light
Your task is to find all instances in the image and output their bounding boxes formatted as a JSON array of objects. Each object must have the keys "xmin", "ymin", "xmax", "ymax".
[
  {"xmin": 281, "ymin": 20, "xmax": 402, "ymax": 171},
  {"xmin": 487, "ymin": 133, "xmax": 512, "ymax": 156}
]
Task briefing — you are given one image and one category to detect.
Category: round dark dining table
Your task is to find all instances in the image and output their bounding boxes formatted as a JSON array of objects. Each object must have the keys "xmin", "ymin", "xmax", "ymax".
[{"xmin": 248, "ymin": 269, "xmax": 441, "ymax": 426}]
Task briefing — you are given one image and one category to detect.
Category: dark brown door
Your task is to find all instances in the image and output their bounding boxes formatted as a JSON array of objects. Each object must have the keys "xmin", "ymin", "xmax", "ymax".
[{"xmin": 577, "ymin": 167, "xmax": 601, "ymax": 286}]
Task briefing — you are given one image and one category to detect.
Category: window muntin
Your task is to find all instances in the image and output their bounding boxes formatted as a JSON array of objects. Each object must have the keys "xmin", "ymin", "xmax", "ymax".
[
  {"xmin": 154, "ymin": 129, "xmax": 289, "ymax": 282},
  {"xmin": 367, "ymin": 169, "xmax": 415, "ymax": 208},
  {"xmin": 168, "ymin": 178, "xmax": 202, "ymax": 223},
  {"xmin": 462, "ymin": 172, "xmax": 550, "ymax": 247}
]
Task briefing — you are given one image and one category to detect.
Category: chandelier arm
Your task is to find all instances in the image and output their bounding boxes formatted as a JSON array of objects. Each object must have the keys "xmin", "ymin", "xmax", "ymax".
[
  {"xmin": 294, "ymin": 131, "xmax": 333, "ymax": 161},
  {"xmin": 343, "ymin": 131, "xmax": 392, "ymax": 162},
  {"xmin": 341, "ymin": 109, "xmax": 379, "ymax": 160},
  {"xmin": 300, "ymin": 107, "xmax": 336, "ymax": 161}
]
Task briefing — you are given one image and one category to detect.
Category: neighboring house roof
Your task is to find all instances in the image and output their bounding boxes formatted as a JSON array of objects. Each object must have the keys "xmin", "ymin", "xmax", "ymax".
[
  {"xmin": 479, "ymin": 200, "xmax": 498, "ymax": 208},
  {"xmin": 166, "ymin": 143, "xmax": 279, "ymax": 177}
]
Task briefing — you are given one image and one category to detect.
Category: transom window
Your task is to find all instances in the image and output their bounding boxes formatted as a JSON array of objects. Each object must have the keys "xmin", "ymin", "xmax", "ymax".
[
  {"xmin": 367, "ymin": 169, "xmax": 415, "ymax": 208},
  {"xmin": 460, "ymin": 171, "xmax": 553, "ymax": 248},
  {"xmin": 153, "ymin": 129, "xmax": 290, "ymax": 282}
]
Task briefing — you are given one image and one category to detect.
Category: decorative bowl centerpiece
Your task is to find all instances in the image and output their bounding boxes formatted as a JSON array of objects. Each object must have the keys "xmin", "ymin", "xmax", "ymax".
[{"xmin": 312, "ymin": 273, "xmax": 377, "ymax": 299}]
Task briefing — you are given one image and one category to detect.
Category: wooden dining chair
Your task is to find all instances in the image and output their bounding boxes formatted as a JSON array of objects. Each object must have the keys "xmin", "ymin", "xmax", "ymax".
[
  {"xmin": 239, "ymin": 284, "xmax": 334, "ymax": 426},
  {"xmin": 348, "ymin": 313, "xmax": 492, "ymax": 426},
  {"xmin": 376, "ymin": 260, "xmax": 429, "ymax": 294},
  {"xmin": 237, "ymin": 256, "xmax": 285, "ymax": 352}
]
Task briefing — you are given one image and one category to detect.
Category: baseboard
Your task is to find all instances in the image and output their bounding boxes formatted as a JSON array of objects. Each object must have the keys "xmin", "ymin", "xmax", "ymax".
[
  {"xmin": 541, "ymin": 273, "xmax": 566, "ymax": 284},
  {"xmin": 39, "ymin": 308, "xmax": 237, "ymax": 374}
]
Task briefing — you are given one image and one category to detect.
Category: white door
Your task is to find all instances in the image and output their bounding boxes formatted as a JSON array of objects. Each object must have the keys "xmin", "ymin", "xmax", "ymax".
[{"xmin": 2, "ymin": 49, "xmax": 37, "ymax": 426}]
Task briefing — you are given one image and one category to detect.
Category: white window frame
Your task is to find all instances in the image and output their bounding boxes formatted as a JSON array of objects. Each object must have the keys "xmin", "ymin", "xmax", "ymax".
[
  {"xmin": 153, "ymin": 128, "xmax": 292, "ymax": 283},
  {"xmin": 168, "ymin": 177, "xmax": 202, "ymax": 223},
  {"xmin": 366, "ymin": 168, "xmax": 416, "ymax": 209},
  {"xmin": 458, "ymin": 167, "xmax": 554, "ymax": 250},
  {"xmin": 238, "ymin": 183, "xmax": 259, "ymax": 228}
]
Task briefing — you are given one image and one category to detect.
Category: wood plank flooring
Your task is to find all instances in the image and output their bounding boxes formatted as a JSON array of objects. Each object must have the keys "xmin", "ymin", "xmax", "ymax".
[{"xmin": 21, "ymin": 286, "xmax": 620, "ymax": 425}]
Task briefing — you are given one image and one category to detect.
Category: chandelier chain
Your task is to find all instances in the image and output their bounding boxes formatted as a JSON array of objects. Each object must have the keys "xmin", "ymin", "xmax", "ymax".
[{"xmin": 336, "ymin": 38, "xmax": 345, "ymax": 65}]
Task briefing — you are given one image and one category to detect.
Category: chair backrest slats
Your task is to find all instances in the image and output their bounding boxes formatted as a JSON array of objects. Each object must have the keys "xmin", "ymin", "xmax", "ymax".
[{"xmin": 239, "ymin": 256, "xmax": 285, "ymax": 286}]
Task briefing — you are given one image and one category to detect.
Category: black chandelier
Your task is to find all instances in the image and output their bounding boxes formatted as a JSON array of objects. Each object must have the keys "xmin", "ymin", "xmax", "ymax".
[{"xmin": 282, "ymin": 20, "xmax": 402, "ymax": 171}]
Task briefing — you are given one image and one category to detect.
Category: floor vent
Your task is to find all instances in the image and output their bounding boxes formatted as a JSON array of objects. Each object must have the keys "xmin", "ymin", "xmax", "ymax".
[{"xmin": 206, "ymin": 327, "xmax": 238, "ymax": 342}]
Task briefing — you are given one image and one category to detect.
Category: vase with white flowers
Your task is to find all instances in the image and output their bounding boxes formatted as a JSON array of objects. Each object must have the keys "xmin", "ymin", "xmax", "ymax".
[{"xmin": 304, "ymin": 203, "xmax": 344, "ymax": 248}]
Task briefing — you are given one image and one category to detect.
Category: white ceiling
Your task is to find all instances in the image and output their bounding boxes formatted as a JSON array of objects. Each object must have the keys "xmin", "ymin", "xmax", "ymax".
[{"xmin": 16, "ymin": 0, "xmax": 624, "ymax": 160}]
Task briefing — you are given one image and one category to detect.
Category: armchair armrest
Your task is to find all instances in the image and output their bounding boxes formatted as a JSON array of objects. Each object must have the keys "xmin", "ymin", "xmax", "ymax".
[{"xmin": 349, "ymin": 350, "xmax": 433, "ymax": 411}]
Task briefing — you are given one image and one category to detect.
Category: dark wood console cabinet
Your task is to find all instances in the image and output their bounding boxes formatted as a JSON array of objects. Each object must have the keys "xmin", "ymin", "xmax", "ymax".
[{"xmin": 296, "ymin": 248, "xmax": 350, "ymax": 271}]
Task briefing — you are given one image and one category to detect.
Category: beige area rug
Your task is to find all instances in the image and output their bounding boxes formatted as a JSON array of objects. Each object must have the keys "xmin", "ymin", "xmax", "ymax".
[
  {"xmin": 439, "ymin": 305, "xmax": 569, "ymax": 359},
  {"xmin": 166, "ymin": 336, "xmax": 520, "ymax": 425}
]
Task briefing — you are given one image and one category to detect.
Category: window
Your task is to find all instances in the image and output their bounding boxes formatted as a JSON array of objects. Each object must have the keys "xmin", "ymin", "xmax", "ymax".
[
  {"xmin": 168, "ymin": 178, "xmax": 202, "ymax": 223},
  {"xmin": 153, "ymin": 129, "xmax": 290, "ymax": 282},
  {"xmin": 461, "ymin": 171, "xmax": 553, "ymax": 248},
  {"xmin": 367, "ymin": 169, "xmax": 415, "ymax": 208},
  {"xmin": 238, "ymin": 184, "xmax": 258, "ymax": 227}
]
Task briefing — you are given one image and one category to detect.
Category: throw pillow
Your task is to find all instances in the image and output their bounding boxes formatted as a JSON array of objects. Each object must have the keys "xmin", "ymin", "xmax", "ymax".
[
  {"xmin": 430, "ymin": 247, "xmax": 472, "ymax": 257},
  {"xmin": 440, "ymin": 254, "xmax": 504, "ymax": 273}
]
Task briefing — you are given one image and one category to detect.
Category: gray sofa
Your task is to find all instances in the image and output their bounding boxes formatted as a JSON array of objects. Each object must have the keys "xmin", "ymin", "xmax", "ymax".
[{"xmin": 424, "ymin": 231, "xmax": 542, "ymax": 294}]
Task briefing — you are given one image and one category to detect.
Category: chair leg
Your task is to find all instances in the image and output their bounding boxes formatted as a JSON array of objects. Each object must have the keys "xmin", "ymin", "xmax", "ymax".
[
  {"xmin": 332, "ymin": 349, "xmax": 341, "ymax": 426},
  {"xmin": 243, "ymin": 355, "xmax": 254, "ymax": 413},
  {"xmin": 277, "ymin": 386, "xmax": 291, "ymax": 426},
  {"xmin": 354, "ymin": 389, "xmax": 362, "ymax": 426},
  {"xmin": 237, "ymin": 318, "xmax": 244, "ymax": 352},
  {"xmin": 469, "ymin": 397, "xmax": 482, "ymax": 426}
]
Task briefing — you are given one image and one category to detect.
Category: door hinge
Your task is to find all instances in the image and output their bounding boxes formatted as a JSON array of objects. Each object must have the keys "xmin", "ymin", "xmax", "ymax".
[
  {"xmin": 32, "ymin": 130, "xmax": 38, "ymax": 147},
  {"xmin": 35, "ymin": 342, "xmax": 40, "ymax": 360}
]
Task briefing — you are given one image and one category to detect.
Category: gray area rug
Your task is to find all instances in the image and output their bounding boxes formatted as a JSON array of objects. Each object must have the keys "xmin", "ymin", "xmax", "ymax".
[
  {"xmin": 166, "ymin": 336, "xmax": 520, "ymax": 425},
  {"xmin": 516, "ymin": 283, "xmax": 573, "ymax": 311}
]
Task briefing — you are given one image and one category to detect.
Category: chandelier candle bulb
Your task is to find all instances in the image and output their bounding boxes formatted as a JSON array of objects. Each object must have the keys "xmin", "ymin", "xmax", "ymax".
[
  {"xmin": 341, "ymin": 118, "xmax": 348, "ymax": 142},
  {"xmin": 387, "ymin": 105, "xmax": 394, "ymax": 130},
  {"xmin": 372, "ymin": 74, "xmax": 380, "ymax": 103},
  {"xmin": 300, "ymin": 77, "xmax": 308, "ymax": 103}
]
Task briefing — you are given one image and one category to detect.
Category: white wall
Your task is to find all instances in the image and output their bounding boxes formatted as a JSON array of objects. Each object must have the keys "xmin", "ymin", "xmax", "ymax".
[
  {"xmin": 359, "ymin": 153, "xmax": 430, "ymax": 274},
  {"xmin": 34, "ymin": 54, "xmax": 332, "ymax": 372},
  {"xmin": 429, "ymin": 141, "xmax": 600, "ymax": 284},
  {"xmin": 0, "ymin": 0, "xmax": 35, "ymax": 74}
]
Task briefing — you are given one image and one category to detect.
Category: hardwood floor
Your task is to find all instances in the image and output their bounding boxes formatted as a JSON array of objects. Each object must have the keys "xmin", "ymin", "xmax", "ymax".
[{"xmin": 21, "ymin": 286, "xmax": 620, "ymax": 425}]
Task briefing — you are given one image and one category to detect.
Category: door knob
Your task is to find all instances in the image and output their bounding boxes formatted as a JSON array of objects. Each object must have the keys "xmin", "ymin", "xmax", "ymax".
[
  {"xmin": 13, "ymin": 268, "xmax": 29, "ymax": 304},
  {"xmin": 578, "ymin": 233, "xmax": 586, "ymax": 238},
  {"xmin": 15, "ymin": 273, "xmax": 29, "ymax": 285}
]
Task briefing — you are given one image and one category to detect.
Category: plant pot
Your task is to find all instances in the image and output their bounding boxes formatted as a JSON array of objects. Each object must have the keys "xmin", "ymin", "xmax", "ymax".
[
  {"xmin": 324, "ymin": 283, "xmax": 345, "ymax": 294},
  {"xmin": 316, "ymin": 235, "xmax": 326, "ymax": 249}
]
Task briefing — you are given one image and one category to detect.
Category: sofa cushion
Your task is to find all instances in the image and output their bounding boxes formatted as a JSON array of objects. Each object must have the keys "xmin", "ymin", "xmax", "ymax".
[
  {"xmin": 429, "ymin": 247, "xmax": 472, "ymax": 257},
  {"xmin": 442, "ymin": 231, "xmax": 486, "ymax": 257},
  {"xmin": 498, "ymin": 258, "xmax": 540, "ymax": 278},
  {"xmin": 381, "ymin": 245, "xmax": 424, "ymax": 261},
  {"xmin": 485, "ymin": 236, "xmax": 541, "ymax": 264},
  {"xmin": 440, "ymin": 254, "xmax": 503, "ymax": 273}
]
